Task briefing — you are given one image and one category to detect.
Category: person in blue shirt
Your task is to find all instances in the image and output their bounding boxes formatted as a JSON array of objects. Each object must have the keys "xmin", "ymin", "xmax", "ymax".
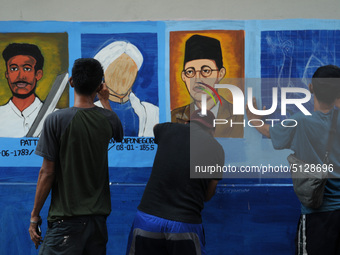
[{"xmin": 246, "ymin": 65, "xmax": 340, "ymax": 255}]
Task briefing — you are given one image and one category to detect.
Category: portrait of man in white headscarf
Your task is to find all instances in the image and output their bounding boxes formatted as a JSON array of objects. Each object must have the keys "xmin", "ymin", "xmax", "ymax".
[{"xmin": 93, "ymin": 40, "xmax": 159, "ymax": 137}]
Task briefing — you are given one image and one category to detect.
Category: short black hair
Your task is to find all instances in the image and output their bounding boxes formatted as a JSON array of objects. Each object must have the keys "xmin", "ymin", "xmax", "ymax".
[
  {"xmin": 71, "ymin": 58, "xmax": 104, "ymax": 96},
  {"xmin": 312, "ymin": 65, "xmax": 340, "ymax": 105},
  {"xmin": 2, "ymin": 43, "xmax": 44, "ymax": 71}
]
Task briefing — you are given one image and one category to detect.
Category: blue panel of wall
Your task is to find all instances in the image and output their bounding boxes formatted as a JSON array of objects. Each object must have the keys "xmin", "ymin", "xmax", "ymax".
[{"xmin": 0, "ymin": 167, "xmax": 300, "ymax": 254}]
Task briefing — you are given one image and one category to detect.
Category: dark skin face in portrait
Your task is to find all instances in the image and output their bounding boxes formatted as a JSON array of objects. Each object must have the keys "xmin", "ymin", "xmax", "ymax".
[{"xmin": 5, "ymin": 55, "xmax": 43, "ymax": 112}]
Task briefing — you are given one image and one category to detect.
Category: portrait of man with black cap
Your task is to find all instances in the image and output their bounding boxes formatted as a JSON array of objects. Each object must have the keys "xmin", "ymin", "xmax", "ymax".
[{"xmin": 171, "ymin": 34, "xmax": 244, "ymax": 138}]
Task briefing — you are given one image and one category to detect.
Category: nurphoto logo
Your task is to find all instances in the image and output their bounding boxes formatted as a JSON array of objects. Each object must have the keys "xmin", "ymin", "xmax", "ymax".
[{"xmin": 199, "ymin": 79, "xmax": 313, "ymax": 128}]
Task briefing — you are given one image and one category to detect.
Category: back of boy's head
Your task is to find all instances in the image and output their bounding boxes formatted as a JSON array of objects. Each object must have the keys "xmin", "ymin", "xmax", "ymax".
[
  {"xmin": 71, "ymin": 58, "xmax": 104, "ymax": 95},
  {"xmin": 312, "ymin": 65, "xmax": 340, "ymax": 104}
]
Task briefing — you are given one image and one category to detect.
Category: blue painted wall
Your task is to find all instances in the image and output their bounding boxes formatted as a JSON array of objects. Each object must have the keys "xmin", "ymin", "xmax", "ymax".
[
  {"xmin": 0, "ymin": 167, "xmax": 300, "ymax": 254},
  {"xmin": 1, "ymin": 19, "xmax": 340, "ymax": 254}
]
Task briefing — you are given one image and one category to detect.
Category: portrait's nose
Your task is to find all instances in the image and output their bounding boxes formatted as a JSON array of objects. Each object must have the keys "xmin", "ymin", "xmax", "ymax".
[
  {"xmin": 18, "ymin": 68, "xmax": 26, "ymax": 81},
  {"xmin": 196, "ymin": 71, "xmax": 204, "ymax": 80}
]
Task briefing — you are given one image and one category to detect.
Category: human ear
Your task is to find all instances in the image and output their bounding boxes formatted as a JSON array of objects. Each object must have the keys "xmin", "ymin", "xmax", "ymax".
[
  {"xmin": 69, "ymin": 77, "xmax": 74, "ymax": 88},
  {"xmin": 181, "ymin": 71, "xmax": 187, "ymax": 83},
  {"xmin": 217, "ymin": 67, "xmax": 226, "ymax": 81},
  {"xmin": 35, "ymin": 70, "xmax": 43, "ymax": 81}
]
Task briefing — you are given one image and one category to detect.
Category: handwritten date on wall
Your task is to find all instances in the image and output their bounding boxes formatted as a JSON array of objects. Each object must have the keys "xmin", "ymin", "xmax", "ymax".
[
  {"xmin": 0, "ymin": 138, "xmax": 156, "ymax": 158},
  {"xmin": 0, "ymin": 139, "xmax": 37, "ymax": 158},
  {"xmin": 109, "ymin": 137, "xmax": 155, "ymax": 152}
]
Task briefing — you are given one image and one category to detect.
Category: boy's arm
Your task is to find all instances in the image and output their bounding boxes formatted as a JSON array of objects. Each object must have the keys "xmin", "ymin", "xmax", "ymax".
[
  {"xmin": 29, "ymin": 158, "xmax": 55, "ymax": 249},
  {"xmin": 205, "ymin": 180, "xmax": 219, "ymax": 202}
]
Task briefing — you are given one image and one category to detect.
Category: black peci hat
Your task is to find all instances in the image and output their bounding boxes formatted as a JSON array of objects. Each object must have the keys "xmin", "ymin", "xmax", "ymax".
[{"xmin": 184, "ymin": 35, "xmax": 223, "ymax": 69}]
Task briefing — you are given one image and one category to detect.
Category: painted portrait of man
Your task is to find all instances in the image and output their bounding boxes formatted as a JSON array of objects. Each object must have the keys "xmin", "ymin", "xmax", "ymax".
[
  {"xmin": 0, "ymin": 33, "xmax": 69, "ymax": 138},
  {"xmin": 0, "ymin": 43, "xmax": 44, "ymax": 137},
  {"xmin": 170, "ymin": 31, "xmax": 245, "ymax": 138},
  {"xmin": 94, "ymin": 41, "xmax": 158, "ymax": 137}
]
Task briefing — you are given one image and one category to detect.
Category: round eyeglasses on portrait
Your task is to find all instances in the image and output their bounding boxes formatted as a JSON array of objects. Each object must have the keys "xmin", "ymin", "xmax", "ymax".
[{"xmin": 183, "ymin": 65, "xmax": 220, "ymax": 78}]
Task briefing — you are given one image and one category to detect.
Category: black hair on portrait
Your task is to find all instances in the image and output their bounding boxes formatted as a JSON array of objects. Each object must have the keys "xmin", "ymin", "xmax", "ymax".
[{"xmin": 2, "ymin": 43, "xmax": 44, "ymax": 71}]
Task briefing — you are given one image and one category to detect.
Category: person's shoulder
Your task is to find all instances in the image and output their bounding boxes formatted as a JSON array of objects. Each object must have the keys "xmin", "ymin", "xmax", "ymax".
[
  {"xmin": 44, "ymin": 107, "xmax": 75, "ymax": 122},
  {"xmin": 0, "ymin": 99, "xmax": 13, "ymax": 109},
  {"xmin": 172, "ymin": 104, "xmax": 190, "ymax": 114},
  {"xmin": 171, "ymin": 104, "xmax": 190, "ymax": 115},
  {"xmin": 0, "ymin": 101, "xmax": 10, "ymax": 110},
  {"xmin": 288, "ymin": 111, "xmax": 324, "ymax": 126},
  {"xmin": 93, "ymin": 106, "xmax": 116, "ymax": 117},
  {"xmin": 171, "ymin": 104, "xmax": 191, "ymax": 122},
  {"xmin": 50, "ymin": 107, "xmax": 75, "ymax": 116},
  {"xmin": 93, "ymin": 107, "xmax": 122, "ymax": 130},
  {"xmin": 157, "ymin": 121, "xmax": 188, "ymax": 128},
  {"xmin": 154, "ymin": 122, "xmax": 189, "ymax": 136},
  {"xmin": 155, "ymin": 122, "xmax": 188, "ymax": 131},
  {"xmin": 140, "ymin": 100, "xmax": 159, "ymax": 110},
  {"xmin": 293, "ymin": 111, "xmax": 311, "ymax": 119},
  {"xmin": 191, "ymin": 123, "xmax": 225, "ymax": 157},
  {"xmin": 34, "ymin": 96, "xmax": 43, "ymax": 104}
]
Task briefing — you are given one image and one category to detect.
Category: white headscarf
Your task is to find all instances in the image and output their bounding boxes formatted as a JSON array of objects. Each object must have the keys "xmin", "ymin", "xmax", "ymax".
[{"xmin": 94, "ymin": 41, "xmax": 143, "ymax": 71}]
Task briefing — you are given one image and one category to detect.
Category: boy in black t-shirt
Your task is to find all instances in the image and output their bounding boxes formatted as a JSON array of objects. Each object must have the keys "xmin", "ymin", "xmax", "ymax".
[
  {"xmin": 29, "ymin": 58, "xmax": 123, "ymax": 254},
  {"xmin": 126, "ymin": 110, "xmax": 224, "ymax": 255}
]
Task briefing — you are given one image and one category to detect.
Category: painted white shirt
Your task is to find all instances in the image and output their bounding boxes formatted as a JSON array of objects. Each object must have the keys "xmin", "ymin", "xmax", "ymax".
[{"xmin": 0, "ymin": 97, "xmax": 43, "ymax": 137}]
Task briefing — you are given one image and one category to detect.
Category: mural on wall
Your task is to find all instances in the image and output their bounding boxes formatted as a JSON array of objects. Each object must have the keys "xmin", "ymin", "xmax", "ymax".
[
  {"xmin": 170, "ymin": 30, "xmax": 245, "ymax": 138},
  {"xmin": 81, "ymin": 33, "xmax": 159, "ymax": 137},
  {"xmin": 261, "ymin": 30, "xmax": 340, "ymax": 120},
  {"xmin": 0, "ymin": 33, "xmax": 69, "ymax": 138},
  {"xmin": 1, "ymin": 20, "xmax": 340, "ymax": 255}
]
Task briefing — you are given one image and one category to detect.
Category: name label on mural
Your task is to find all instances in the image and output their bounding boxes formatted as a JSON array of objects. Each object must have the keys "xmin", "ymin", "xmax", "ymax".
[
  {"xmin": 0, "ymin": 137, "xmax": 156, "ymax": 160},
  {"xmin": 108, "ymin": 138, "xmax": 155, "ymax": 152},
  {"xmin": 0, "ymin": 139, "xmax": 38, "ymax": 158}
]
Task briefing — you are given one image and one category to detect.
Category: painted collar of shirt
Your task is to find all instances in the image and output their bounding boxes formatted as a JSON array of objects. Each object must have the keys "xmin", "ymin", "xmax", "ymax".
[
  {"xmin": 194, "ymin": 101, "xmax": 220, "ymax": 118},
  {"xmin": 9, "ymin": 96, "xmax": 42, "ymax": 118}
]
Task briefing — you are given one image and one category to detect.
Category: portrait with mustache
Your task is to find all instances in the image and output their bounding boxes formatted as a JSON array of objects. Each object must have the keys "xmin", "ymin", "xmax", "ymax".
[{"xmin": 0, "ymin": 43, "xmax": 44, "ymax": 137}]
